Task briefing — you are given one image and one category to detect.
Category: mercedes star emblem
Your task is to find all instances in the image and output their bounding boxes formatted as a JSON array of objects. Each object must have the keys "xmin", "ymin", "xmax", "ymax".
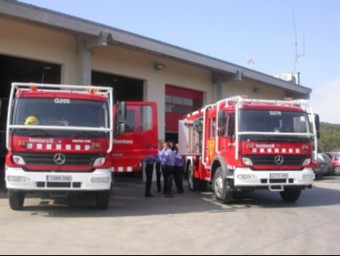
[
  {"xmin": 274, "ymin": 155, "xmax": 284, "ymax": 165},
  {"xmin": 54, "ymin": 153, "xmax": 66, "ymax": 165}
]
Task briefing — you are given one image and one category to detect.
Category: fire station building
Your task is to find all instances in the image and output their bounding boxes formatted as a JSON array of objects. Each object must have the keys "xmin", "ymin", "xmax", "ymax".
[{"xmin": 0, "ymin": 0, "xmax": 312, "ymax": 145}]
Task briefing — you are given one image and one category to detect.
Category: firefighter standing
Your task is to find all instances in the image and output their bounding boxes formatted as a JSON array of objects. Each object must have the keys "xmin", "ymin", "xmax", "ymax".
[
  {"xmin": 160, "ymin": 141, "xmax": 176, "ymax": 198},
  {"xmin": 174, "ymin": 143, "xmax": 184, "ymax": 194},
  {"xmin": 143, "ymin": 154, "xmax": 157, "ymax": 197},
  {"xmin": 155, "ymin": 139, "xmax": 164, "ymax": 193}
]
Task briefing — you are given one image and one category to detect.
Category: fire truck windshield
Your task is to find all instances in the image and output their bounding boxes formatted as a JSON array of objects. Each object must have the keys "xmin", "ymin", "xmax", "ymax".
[
  {"xmin": 12, "ymin": 98, "xmax": 109, "ymax": 128},
  {"xmin": 238, "ymin": 109, "xmax": 311, "ymax": 134}
]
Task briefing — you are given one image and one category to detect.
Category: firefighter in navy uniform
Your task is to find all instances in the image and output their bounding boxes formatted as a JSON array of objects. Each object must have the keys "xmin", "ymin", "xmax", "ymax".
[
  {"xmin": 160, "ymin": 141, "xmax": 176, "ymax": 198},
  {"xmin": 155, "ymin": 139, "xmax": 165, "ymax": 193},
  {"xmin": 174, "ymin": 143, "xmax": 184, "ymax": 194},
  {"xmin": 143, "ymin": 154, "xmax": 157, "ymax": 197}
]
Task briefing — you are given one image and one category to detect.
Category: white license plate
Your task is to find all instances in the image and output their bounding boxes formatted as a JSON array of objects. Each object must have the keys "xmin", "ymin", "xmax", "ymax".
[
  {"xmin": 270, "ymin": 173, "xmax": 288, "ymax": 179},
  {"xmin": 47, "ymin": 175, "xmax": 72, "ymax": 182}
]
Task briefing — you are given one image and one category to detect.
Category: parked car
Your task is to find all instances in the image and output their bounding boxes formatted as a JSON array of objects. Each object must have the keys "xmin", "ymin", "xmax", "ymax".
[
  {"xmin": 313, "ymin": 153, "xmax": 333, "ymax": 179},
  {"xmin": 325, "ymin": 152, "xmax": 340, "ymax": 176}
]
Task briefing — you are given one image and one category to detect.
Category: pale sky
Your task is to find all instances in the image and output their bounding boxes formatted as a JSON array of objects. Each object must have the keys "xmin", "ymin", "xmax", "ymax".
[{"xmin": 20, "ymin": 0, "xmax": 340, "ymax": 124}]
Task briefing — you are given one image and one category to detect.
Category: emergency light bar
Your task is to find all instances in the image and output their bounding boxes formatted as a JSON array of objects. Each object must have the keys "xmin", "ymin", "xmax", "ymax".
[{"xmin": 14, "ymin": 82, "xmax": 112, "ymax": 97}]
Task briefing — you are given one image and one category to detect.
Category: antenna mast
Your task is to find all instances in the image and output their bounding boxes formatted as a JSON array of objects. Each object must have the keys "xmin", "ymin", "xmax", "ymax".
[
  {"xmin": 292, "ymin": 9, "xmax": 305, "ymax": 74},
  {"xmin": 247, "ymin": 56, "xmax": 255, "ymax": 69}
]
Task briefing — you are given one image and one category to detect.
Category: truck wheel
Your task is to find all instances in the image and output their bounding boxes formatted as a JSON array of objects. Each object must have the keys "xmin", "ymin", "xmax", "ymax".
[
  {"xmin": 280, "ymin": 189, "xmax": 301, "ymax": 203},
  {"xmin": 213, "ymin": 167, "xmax": 233, "ymax": 204},
  {"xmin": 334, "ymin": 167, "xmax": 340, "ymax": 176},
  {"xmin": 9, "ymin": 190, "xmax": 25, "ymax": 210},
  {"xmin": 96, "ymin": 191, "xmax": 110, "ymax": 210},
  {"xmin": 187, "ymin": 163, "xmax": 200, "ymax": 191}
]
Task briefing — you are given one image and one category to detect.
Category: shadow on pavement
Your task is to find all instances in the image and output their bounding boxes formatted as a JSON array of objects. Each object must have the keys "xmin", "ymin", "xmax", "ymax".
[{"xmin": 0, "ymin": 175, "xmax": 340, "ymax": 218}]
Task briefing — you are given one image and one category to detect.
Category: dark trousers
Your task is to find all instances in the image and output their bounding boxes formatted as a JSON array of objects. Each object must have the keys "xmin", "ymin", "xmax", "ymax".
[
  {"xmin": 155, "ymin": 162, "xmax": 163, "ymax": 192},
  {"xmin": 174, "ymin": 166, "xmax": 184, "ymax": 193},
  {"xmin": 163, "ymin": 165, "xmax": 174, "ymax": 195},
  {"xmin": 145, "ymin": 163, "xmax": 154, "ymax": 196}
]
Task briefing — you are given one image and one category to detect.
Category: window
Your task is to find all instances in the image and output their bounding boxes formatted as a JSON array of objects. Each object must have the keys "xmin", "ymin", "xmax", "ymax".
[
  {"xmin": 239, "ymin": 110, "xmax": 311, "ymax": 133},
  {"xmin": 125, "ymin": 105, "xmax": 153, "ymax": 132},
  {"xmin": 227, "ymin": 114, "xmax": 235, "ymax": 137},
  {"xmin": 13, "ymin": 98, "xmax": 109, "ymax": 128},
  {"xmin": 165, "ymin": 95, "xmax": 201, "ymax": 115},
  {"xmin": 210, "ymin": 118, "xmax": 216, "ymax": 138}
]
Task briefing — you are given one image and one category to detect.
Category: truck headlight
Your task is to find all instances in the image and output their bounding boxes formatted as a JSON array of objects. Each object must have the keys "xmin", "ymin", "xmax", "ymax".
[
  {"xmin": 302, "ymin": 158, "xmax": 311, "ymax": 166},
  {"xmin": 12, "ymin": 155, "xmax": 25, "ymax": 165},
  {"xmin": 93, "ymin": 157, "xmax": 106, "ymax": 166},
  {"xmin": 242, "ymin": 157, "xmax": 253, "ymax": 166}
]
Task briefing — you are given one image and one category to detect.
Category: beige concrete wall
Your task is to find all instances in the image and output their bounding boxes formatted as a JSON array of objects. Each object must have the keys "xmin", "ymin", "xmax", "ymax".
[
  {"xmin": 0, "ymin": 18, "xmax": 78, "ymax": 84},
  {"xmin": 226, "ymin": 80, "xmax": 285, "ymax": 100}
]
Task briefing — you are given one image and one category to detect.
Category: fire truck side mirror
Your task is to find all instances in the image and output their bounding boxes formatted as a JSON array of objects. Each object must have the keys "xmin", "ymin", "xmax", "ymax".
[
  {"xmin": 116, "ymin": 101, "xmax": 127, "ymax": 134},
  {"xmin": 315, "ymin": 114, "xmax": 320, "ymax": 139}
]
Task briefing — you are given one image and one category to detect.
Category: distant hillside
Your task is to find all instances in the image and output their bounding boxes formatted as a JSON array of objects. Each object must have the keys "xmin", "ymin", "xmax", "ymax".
[{"xmin": 318, "ymin": 122, "xmax": 340, "ymax": 152}]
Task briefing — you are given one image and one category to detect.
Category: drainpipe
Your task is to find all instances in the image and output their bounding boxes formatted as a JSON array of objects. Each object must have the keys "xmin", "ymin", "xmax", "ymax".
[{"xmin": 77, "ymin": 31, "xmax": 109, "ymax": 85}]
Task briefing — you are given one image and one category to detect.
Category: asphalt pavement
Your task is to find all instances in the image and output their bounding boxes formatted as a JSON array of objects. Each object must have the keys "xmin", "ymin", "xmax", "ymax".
[{"xmin": 0, "ymin": 174, "xmax": 339, "ymax": 255}]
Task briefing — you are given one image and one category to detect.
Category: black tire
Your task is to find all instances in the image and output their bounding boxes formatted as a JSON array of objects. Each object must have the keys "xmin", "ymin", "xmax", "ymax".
[
  {"xmin": 334, "ymin": 167, "xmax": 340, "ymax": 176},
  {"xmin": 96, "ymin": 191, "xmax": 110, "ymax": 210},
  {"xmin": 280, "ymin": 189, "xmax": 301, "ymax": 203},
  {"xmin": 9, "ymin": 190, "xmax": 25, "ymax": 210},
  {"xmin": 213, "ymin": 167, "xmax": 233, "ymax": 204}
]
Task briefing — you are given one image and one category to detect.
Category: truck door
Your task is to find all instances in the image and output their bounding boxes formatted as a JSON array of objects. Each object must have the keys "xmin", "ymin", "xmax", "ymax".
[
  {"xmin": 216, "ymin": 111, "xmax": 237, "ymax": 164},
  {"xmin": 112, "ymin": 101, "xmax": 158, "ymax": 173}
]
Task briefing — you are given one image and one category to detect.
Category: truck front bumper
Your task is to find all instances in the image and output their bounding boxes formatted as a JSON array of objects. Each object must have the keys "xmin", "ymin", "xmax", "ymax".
[
  {"xmin": 5, "ymin": 166, "xmax": 112, "ymax": 191},
  {"xmin": 232, "ymin": 167, "xmax": 315, "ymax": 190}
]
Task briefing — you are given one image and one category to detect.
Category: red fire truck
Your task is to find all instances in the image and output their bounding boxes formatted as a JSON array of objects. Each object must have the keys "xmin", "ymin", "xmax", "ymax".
[
  {"xmin": 5, "ymin": 82, "xmax": 158, "ymax": 210},
  {"xmin": 111, "ymin": 101, "xmax": 158, "ymax": 173},
  {"xmin": 179, "ymin": 96, "xmax": 320, "ymax": 203}
]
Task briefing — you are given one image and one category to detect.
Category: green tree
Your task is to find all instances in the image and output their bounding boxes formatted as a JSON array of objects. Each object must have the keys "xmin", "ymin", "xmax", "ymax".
[{"xmin": 318, "ymin": 123, "xmax": 340, "ymax": 152}]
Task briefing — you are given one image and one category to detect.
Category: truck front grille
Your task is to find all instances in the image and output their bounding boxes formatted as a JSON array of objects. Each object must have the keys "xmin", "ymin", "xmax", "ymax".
[
  {"xmin": 16, "ymin": 152, "xmax": 104, "ymax": 166},
  {"xmin": 244, "ymin": 155, "xmax": 308, "ymax": 166}
]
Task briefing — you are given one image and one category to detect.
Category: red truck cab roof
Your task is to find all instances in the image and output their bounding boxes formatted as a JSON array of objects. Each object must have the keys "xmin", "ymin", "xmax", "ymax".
[
  {"xmin": 16, "ymin": 90, "xmax": 107, "ymax": 102},
  {"xmin": 240, "ymin": 103, "xmax": 304, "ymax": 112}
]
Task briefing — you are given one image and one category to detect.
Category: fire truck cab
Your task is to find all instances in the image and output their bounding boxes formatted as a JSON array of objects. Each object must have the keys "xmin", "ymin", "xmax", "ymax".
[
  {"xmin": 5, "ymin": 83, "xmax": 117, "ymax": 210},
  {"xmin": 179, "ymin": 96, "xmax": 320, "ymax": 204},
  {"xmin": 5, "ymin": 82, "xmax": 158, "ymax": 210}
]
